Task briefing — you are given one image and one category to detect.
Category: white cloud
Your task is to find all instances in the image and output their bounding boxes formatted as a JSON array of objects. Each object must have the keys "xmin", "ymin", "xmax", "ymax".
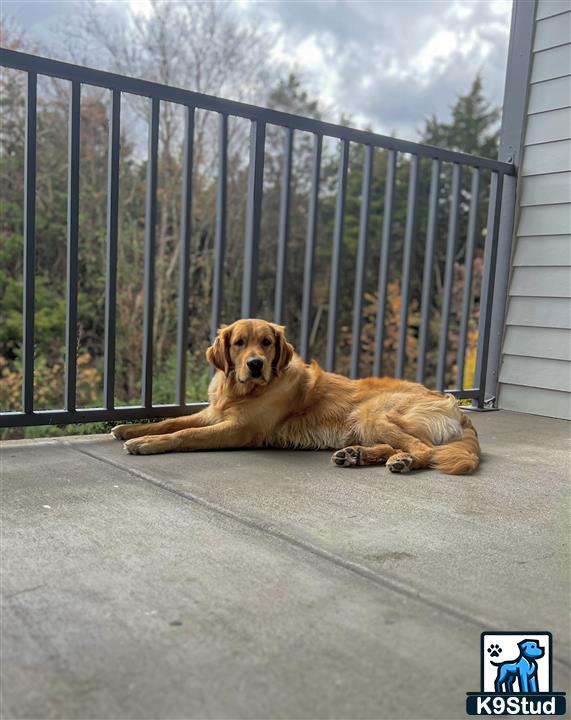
[
  {"xmin": 411, "ymin": 30, "xmax": 460, "ymax": 78},
  {"xmin": 295, "ymin": 35, "xmax": 325, "ymax": 68},
  {"xmin": 448, "ymin": 1, "xmax": 475, "ymax": 21},
  {"xmin": 244, "ymin": 0, "xmax": 512, "ymax": 139},
  {"xmin": 128, "ymin": 0, "xmax": 152, "ymax": 19},
  {"xmin": 490, "ymin": 0, "xmax": 512, "ymax": 17}
]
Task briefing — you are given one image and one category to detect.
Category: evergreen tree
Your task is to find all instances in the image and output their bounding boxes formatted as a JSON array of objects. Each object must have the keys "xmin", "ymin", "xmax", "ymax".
[{"xmin": 421, "ymin": 75, "xmax": 500, "ymax": 156}]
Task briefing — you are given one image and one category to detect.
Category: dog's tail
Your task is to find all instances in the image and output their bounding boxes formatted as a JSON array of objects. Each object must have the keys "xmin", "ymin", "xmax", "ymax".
[{"xmin": 430, "ymin": 413, "xmax": 481, "ymax": 475}]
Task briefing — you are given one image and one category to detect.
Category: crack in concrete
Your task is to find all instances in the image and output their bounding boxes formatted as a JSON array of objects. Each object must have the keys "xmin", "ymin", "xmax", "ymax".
[{"xmin": 5, "ymin": 584, "xmax": 46, "ymax": 599}]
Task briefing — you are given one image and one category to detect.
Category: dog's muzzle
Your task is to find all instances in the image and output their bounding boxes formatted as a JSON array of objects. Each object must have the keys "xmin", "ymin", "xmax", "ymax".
[{"xmin": 246, "ymin": 357, "xmax": 264, "ymax": 378}]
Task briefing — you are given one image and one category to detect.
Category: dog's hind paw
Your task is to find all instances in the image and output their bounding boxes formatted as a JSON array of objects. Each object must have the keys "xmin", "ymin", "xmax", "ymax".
[
  {"xmin": 387, "ymin": 453, "xmax": 413, "ymax": 473},
  {"xmin": 331, "ymin": 446, "xmax": 361, "ymax": 467}
]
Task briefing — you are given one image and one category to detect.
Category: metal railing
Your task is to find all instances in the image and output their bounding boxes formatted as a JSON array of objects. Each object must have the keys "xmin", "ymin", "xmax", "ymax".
[{"xmin": 0, "ymin": 49, "xmax": 516, "ymax": 428}]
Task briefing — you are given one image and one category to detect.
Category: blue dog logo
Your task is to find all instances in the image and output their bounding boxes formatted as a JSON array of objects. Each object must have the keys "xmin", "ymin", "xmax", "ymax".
[
  {"xmin": 491, "ymin": 639, "xmax": 544, "ymax": 693},
  {"xmin": 466, "ymin": 631, "xmax": 566, "ymax": 715}
]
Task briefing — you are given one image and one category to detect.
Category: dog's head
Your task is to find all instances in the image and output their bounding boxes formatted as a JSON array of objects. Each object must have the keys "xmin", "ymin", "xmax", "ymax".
[
  {"xmin": 518, "ymin": 640, "xmax": 544, "ymax": 659},
  {"xmin": 206, "ymin": 318, "xmax": 294, "ymax": 387}
]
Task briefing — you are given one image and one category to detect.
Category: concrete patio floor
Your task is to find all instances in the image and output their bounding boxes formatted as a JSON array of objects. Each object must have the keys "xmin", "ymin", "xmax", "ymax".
[{"xmin": 1, "ymin": 410, "xmax": 570, "ymax": 720}]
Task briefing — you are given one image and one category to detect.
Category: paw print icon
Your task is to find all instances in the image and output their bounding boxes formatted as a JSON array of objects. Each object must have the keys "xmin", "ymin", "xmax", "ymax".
[{"xmin": 487, "ymin": 643, "xmax": 502, "ymax": 658}]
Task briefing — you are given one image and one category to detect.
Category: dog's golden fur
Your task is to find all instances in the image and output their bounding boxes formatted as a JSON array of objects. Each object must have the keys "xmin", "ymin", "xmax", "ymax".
[{"xmin": 112, "ymin": 318, "xmax": 480, "ymax": 475}]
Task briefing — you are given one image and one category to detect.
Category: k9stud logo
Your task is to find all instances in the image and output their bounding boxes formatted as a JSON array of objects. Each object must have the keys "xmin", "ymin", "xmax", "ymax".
[{"xmin": 466, "ymin": 632, "xmax": 566, "ymax": 716}]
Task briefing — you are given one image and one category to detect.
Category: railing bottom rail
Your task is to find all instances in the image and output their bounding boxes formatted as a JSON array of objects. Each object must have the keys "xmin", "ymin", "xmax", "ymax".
[{"xmin": 0, "ymin": 403, "xmax": 208, "ymax": 429}]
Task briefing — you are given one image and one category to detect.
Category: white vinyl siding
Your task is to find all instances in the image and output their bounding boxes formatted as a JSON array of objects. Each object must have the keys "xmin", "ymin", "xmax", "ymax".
[
  {"xmin": 519, "ymin": 173, "xmax": 571, "ymax": 205},
  {"xmin": 509, "ymin": 266, "xmax": 571, "ymax": 296},
  {"xmin": 530, "ymin": 44, "xmax": 571, "ymax": 82},
  {"xmin": 502, "ymin": 326, "xmax": 570, "ymax": 361},
  {"xmin": 533, "ymin": 11, "xmax": 571, "ymax": 51},
  {"xmin": 521, "ymin": 139, "xmax": 571, "ymax": 175},
  {"xmin": 506, "ymin": 297, "xmax": 571, "ymax": 328},
  {"xmin": 527, "ymin": 76, "xmax": 571, "ymax": 113},
  {"xmin": 536, "ymin": 1, "xmax": 571, "ymax": 21},
  {"xmin": 524, "ymin": 108, "xmax": 571, "ymax": 145},
  {"xmin": 512, "ymin": 236, "xmax": 571, "ymax": 265},
  {"xmin": 501, "ymin": 355, "xmax": 571, "ymax": 392},
  {"xmin": 500, "ymin": 384, "xmax": 571, "ymax": 418},
  {"xmin": 517, "ymin": 205, "xmax": 571, "ymax": 235},
  {"xmin": 498, "ymin": 1, "xmax": 571, "ymax": 420}
]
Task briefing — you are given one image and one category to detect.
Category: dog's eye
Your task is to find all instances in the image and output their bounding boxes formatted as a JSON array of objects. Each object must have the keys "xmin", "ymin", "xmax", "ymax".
[
  {"xmin": 262, "ymin": 338, "xmax": 272, "ymax": 347},
  {"xmin": 234, "ymin": 339, "xmax": 244, "ymax": 347}
]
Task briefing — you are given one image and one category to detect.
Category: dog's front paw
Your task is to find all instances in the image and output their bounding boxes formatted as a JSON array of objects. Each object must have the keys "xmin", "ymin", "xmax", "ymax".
[
  {"xmin": 112, "ymin": 423, "xmax": 151, "ymax": 441},
  {"xmin": 124, "ymin": 437, "xmax": 147, "ymax": 455},
  {"xmin": 124, "ymin": 436, "xmax": 158, "ymax": 455},
  {"xmin": 331, "ymin": 446, "xmax": 361, "ymax": 467},
  {"xmin": 111, "ymin": 424, "xmax": 130, "ymax": 440},
  {"xmin": 386, "ymin": 453, "xmax": 413, "ymax": 473},
  {"xmin": 124, "ymin": 434, "xmax": 179, "ymax": 455}
]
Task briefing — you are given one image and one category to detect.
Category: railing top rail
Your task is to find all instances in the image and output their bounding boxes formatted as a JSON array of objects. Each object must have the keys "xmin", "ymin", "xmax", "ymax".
[{"xmin": 0, "ymin": 49, "xmax": 515, "ymax": 175}]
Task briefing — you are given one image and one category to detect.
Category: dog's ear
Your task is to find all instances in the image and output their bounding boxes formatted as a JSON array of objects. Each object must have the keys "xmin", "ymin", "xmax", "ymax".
[
  {"xmin": 271, "ymin": 323, "xmax": 294, "ymax": 375},
  {"xmin": 206, "ymin": 325, "xmax": 232, "ymax": 375}
]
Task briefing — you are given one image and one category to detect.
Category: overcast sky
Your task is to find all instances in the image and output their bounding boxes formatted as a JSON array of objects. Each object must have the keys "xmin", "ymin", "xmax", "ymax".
[{"xmin": 4, "ymin": 0, "xmax": 513, "ymax": 141}]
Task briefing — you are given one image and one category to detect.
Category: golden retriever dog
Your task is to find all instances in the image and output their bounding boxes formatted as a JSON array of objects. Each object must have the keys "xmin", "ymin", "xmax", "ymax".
[{"xmin": 112, "ymin": 318, "xmax": 480, "ymax": 474}]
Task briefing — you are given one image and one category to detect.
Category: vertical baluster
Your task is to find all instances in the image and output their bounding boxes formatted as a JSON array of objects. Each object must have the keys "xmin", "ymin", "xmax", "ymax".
[
  {"xmin": 395, "ymin": 154, "xmax": 420, "ymax": 379},
  {"xmin": 104, "ymin": 90, "xmax": 121, "ymax": 410},
  {"xmin": 65, "ymin": 81, "xmax": 81, "ymax": 412},
  {"xmin": 176, "ymin": 106, "xmax": 194, "ymax": 406},
  {"xmin": 274, "ymin": 127, "xmax": 293, "ymax": 325},
  {"xmin": 436, "ymin": 163, "xmax": 462, "ymax": 390},
  {"xmin": 456, "ymin": 168, "xmax": 481, "ymax": 390},
  {"xmin": 350, "ymin": 145, "xmax": 373, "ymax": 379},
  {"xmin": 141, "ymin": 98, "xmax": 159, "ymax": 408},
  {"xmin": 475, "ymin": 172, "xmax": 504, "ymax": 406},
  {"xmin": 326, "ymin": 139, "xmax": 349, "ymax": 372},
  {"xmin": 417, "ymin": 159, "xmax": 440, "ymax": 384},
  {"xmin": 242, "ymin": 120, "xmax": 266, "ymax": 318},
  {"xmin": 211, "ymin": 113, "xmax": 228, "ymax": 340},
  {"xmin": 22, "ymin": 72, "xmax": 37, "ymax": 414},
  {"xmin": 299, "ymin": 133, "xmax": 322, "ymax": 362},
  {"xmin": 373, "ymin": 149, "xmax": 397, "ymax": 377}
]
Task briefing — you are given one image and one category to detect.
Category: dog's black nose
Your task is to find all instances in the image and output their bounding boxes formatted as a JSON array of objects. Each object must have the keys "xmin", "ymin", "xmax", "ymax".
[{"xmin": 247, "ymin": 357, "xmax": 264, "ymax": 377}]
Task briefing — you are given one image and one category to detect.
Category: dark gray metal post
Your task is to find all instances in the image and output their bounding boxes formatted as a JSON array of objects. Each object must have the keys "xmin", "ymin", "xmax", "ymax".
[
  {"xmin": 350, "ymin": 145, "xmax": 373, "ymax": 379},
  {"xmin": 417, "ymin": 159, "xmax": 440, "ymax": 384},
  {"xmin": 142, "ymin": 98, "xmax": 159, "ymax": 408},
  {"xmin": 242, "ymin": 119, "xmax": 266, "ymax": 318},
  {"xmin": 326, "ymin": 139, "xmax": 349, "ymax": 372},
  {"xmin": 436, "ymin": 163, "xmax": 462, "ymax": 391},
  {"xmin": 211, "ymin": 113, "xmax": 228, "ymax": 341},
  {"xmin": 274, "ymin": 127, "xmax": 293, "ymax": 325},
  {"xmin": 64, "ymin": 81, "xmax": 81, "ymax": 412},
  {"xmin": 476, "ymin": 172, "xmax": 504, "ymax": 407},
  {"xmin": 373, "ymin": 150, "xmax": 397, "ymax": 377},
  {"xmin": 22, "ymin": 72, "xmax": 37, "ymax": 414},
  {"xmin": 396, "ymin": 154, "xmax": 420, "ymax": 379},
  {"xmin": 456, "ymin": 168, "xmax": 480, "ymax": 390},
  {"xmin": 485, "ymin": 0, "xmax": 535, "ymax": 404},
  {"xmin": 22, "ymin": 72, "xmax": 38, "ymax": 413},
  {"xmin": 176, "ymin": 105, "xmax": 194, "ymax": 406},
  {"xmin": 300, "ymin": 133, "xmax": 322, "ymax": 361},
  {"xmin": 104, "ymin": 90, "xmax": 121, "ymax": 410}
]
